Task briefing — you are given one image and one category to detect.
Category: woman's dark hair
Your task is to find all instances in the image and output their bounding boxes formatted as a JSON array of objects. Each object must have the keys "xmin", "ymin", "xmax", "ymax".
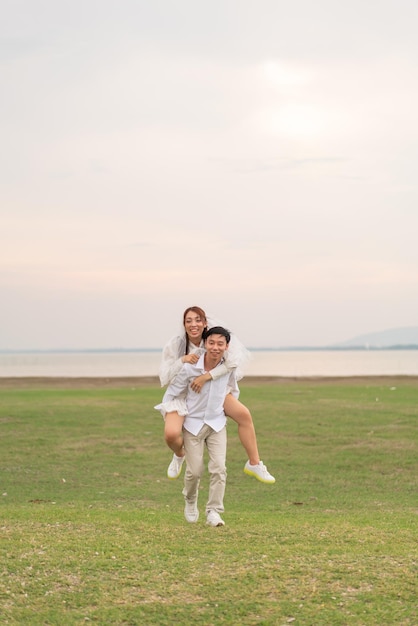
[
  {"xmin": 182, "ymin": 306, "xmax": 208, "ymax": 355},
  {"xmin": 202, "ymin": 326, "xmax": 231, "ymax": 344}
]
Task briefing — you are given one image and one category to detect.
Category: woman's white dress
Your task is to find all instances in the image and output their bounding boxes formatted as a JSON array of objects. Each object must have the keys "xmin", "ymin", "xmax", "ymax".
[{"xmin": 155, "ymin": 322, "xmax": 250, "ymax": 417}]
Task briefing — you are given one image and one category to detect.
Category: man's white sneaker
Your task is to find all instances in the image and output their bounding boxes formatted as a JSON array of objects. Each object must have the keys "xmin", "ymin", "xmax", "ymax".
[
  {"xmin": 206, "ymin": 510, "xmax": 225, "ymax": 527},
  {"xmin": 167, "ymin": 453, "xmax": 185, "ymax": 479},
  {"xmin": 244, "ymin": 461, "xmax": 276, "ymax": 484},
  {"xmin": 184, "ymin": 501, "xmax": 199, "ymax": 523}
]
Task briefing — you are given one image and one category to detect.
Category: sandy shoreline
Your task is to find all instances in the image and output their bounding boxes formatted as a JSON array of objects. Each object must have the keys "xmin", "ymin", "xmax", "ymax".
[{"xmin": 1, "ymin": 375, "xmax": 417, "ymax": 389}]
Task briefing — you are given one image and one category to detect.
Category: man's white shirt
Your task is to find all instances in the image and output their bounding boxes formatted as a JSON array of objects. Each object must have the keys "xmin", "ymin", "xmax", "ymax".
[{"xmin": 162, "ymin": 353, "xmax": 239, "ymax": 435}]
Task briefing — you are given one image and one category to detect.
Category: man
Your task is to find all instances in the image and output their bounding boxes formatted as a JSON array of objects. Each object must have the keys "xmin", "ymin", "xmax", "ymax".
[{"xmin": 161, "ymin": 326, "xmax": 238, "ymax": 527}]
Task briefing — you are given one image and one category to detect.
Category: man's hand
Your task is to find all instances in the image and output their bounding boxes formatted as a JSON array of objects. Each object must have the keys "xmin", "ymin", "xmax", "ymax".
[{"xmin": 190, "ymin": 373, "xmax": 212, "ymax": 393}]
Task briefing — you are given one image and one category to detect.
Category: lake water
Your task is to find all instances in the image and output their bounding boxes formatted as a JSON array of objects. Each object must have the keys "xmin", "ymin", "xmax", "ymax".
[{"xmin": 0, "ymin": 350, "xmax": 417, "ymax": 378}]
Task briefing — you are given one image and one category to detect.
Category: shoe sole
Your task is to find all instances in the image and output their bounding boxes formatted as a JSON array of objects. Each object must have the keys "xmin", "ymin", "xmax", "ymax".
[{"xmin": 244, "ymin": 468, "xmax": 276, "ymax": 484}]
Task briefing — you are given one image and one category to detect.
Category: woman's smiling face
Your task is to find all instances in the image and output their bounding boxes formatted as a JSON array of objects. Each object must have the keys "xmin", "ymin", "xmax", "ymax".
[{"xmin": 184, "ymin": 310, "xmax": 206, "ymax": 344}]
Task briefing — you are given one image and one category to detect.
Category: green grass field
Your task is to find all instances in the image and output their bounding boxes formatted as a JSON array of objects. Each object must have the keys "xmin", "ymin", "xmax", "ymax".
[{"xmin": 0, "ymin": 377, "xmax": 417, "ymax": 625}]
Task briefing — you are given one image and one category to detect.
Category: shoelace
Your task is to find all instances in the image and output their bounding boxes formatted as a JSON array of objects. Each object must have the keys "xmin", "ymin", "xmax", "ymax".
[{"xmin": 259, "ymin": 463, "xmax": 270, "ymax": 476}]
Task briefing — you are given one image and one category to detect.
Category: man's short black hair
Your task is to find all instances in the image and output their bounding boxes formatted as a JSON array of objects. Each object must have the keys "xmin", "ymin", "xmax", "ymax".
[{"xmin": 202, "ymin": 326, "xmax": 231, "ymax": 344}]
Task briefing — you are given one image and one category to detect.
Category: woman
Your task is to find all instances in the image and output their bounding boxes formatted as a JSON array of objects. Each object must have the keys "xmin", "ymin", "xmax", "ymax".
[{"xmin": 155, "ymin": 306, "xmax": 275, "ymax": 484}]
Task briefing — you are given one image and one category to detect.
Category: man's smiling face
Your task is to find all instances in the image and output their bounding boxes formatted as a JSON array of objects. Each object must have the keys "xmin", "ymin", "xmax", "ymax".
[{"xmin": 204, "ymin": 333, "xmax": 228, "ymax": 362}]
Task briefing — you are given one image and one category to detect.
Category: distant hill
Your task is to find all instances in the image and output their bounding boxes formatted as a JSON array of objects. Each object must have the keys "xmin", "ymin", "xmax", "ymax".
[{"xmin": 333, "ymin": 326, "xmax": 418, "ymax": 349}]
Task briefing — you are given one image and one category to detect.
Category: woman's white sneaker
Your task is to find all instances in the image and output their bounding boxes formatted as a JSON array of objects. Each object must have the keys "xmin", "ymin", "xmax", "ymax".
[
  {"xmin": 244, "ymin": 461, "xmax": 275, "ymax": 484},
  {"xmin": 167, "ymin": 453, "xmax": 185, "ymax": 479}
]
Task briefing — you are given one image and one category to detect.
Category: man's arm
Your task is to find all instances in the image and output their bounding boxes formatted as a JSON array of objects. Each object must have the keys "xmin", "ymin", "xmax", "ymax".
[{"xmin": 163, "ymin": 364, "xmax": 192, "ymax": 401}]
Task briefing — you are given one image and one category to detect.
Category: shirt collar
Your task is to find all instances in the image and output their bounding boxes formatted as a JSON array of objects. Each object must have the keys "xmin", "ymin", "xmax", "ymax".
[{"xmin": 197, "ymin": 352, "xmax": 225, "ymax": 372}]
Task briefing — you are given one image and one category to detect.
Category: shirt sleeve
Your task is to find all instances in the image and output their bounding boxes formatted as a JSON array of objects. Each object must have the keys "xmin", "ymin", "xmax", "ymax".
[
  {"xmin": 162, "ymin": 365, "xmax": 191, "ymax": 400},
  {"xmin": 227, "ymin": 370, "xmax": 240, "ymax": 398},
  {"xmin": 158, "ymin": 335, "xmax": 185, "ymax": 387},
  {"xmin": 209, "ymin": 361, "xmax": 230, "ymax": 380}
]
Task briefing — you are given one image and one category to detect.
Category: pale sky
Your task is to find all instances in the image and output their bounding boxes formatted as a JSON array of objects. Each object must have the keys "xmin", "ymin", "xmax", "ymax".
[{"xmin": 1, "ymin": 0, "xmax": 417, "ymax": 350}]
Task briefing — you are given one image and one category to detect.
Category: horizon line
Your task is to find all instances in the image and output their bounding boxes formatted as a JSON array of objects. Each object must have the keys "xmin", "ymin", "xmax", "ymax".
[{"xmin": 1, "ymin": 345, "xmax": 418, "ymax": 354}]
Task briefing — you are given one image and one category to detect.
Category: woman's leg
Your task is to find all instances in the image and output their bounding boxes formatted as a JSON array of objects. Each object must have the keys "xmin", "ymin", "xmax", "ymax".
[
  {"xmin": 223, "ymin": 394, "xmax": 260, "ymax": 465},
  {"xmin": 164, "ymin": 411, "xmax": 185, "ymax": 457},
  {"xmin": 164, "ymin": 411, "xmax": 187, "ymax": 479},
  {"xmin": 223, "ymin": 394, "xmax": 275, "ymax": 484}
]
